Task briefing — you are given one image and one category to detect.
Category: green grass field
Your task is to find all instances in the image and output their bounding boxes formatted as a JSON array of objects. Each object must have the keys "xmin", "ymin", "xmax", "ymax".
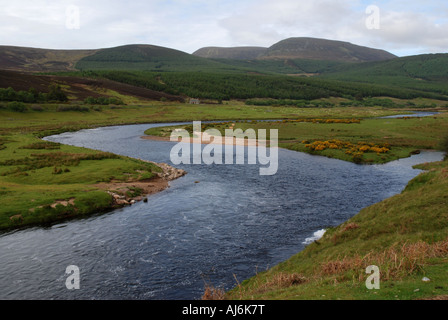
[{"xmin": 0, "ymin": 129, "xmax": 162, "ymax": 230}]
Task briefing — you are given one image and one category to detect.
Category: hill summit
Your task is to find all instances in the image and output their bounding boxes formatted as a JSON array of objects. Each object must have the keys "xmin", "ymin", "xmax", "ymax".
[
  {"xmin": 262, "ymin": 37, "xmax": 397, "ymax": 62},
  {"xmin": 193, "ymin": 37, "xmax": 397, "ymax": 62}
]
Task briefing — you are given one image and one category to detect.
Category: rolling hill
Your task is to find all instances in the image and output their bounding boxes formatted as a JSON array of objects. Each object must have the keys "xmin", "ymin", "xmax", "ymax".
[
  {"xmin": 320, "ymin": 53, "xmax": 448, "ymax": 96},
  {"xmin": 0, "ymin": 46, "xmax": 97, "ymax": 73},
  {"xmin": 1, "ymin": 38, "xmax": 448, "ymax": 102},
  {"xmin": 261, "ymin": 37, "xmax": 397, "ymax": 62},
  {"xmin": 0, "ymin": 37, "xmax": 398, "ymax": 74},
  {"xmin": 0, "ymin": 44, "xmax": 246, "ymax": 74},
  {"xmin": 75, "ymin": 44, "xmax": 243, "ymax": 73},
  {"xmin": 193, "ymin": 37, "xmax": 397, "ymax": 63},
  {"xmin": 323, "ymin": 53, "xmax": 448, "ymax": 80}
]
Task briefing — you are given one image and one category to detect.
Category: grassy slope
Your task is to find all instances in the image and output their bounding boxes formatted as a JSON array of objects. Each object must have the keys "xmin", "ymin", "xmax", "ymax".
[
  {"xmin": 213, "ymin": 114, "xmax": 448, "ymax": 300},
  {"xmin": 0, "ymin": 124, "xmax": 162, "ymax": 230},
  {"xmin": 321, "ymin": 54, "xmax": 448, "ymax": 97},
  {"xmin": 209, "ymin": 58, "xmax": 348, "ymax": 75},
  {"xmin": 75, "ymin": 45, "xmax": 244, "ymax": 73},
  {"xmin": 38, "ymin": 50, "xmax": 448, "ymax": 103},
  {"xmin": 71, "ymin": 70, "xmax": 448, "ymax": 101}
]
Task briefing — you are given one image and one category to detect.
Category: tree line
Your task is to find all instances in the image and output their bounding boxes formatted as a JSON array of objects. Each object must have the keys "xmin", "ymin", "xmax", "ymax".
[
  {"xmin": 0, "ymin": 85, "xmax": 68, "ymax": 103},
  {"xmin": 89, "ymin": 71, "xmax": 447, "ymax": 101}
]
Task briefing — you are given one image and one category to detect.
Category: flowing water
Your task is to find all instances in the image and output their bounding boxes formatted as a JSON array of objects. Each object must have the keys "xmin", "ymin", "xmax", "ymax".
[{"xmin": 0, "ymin": 123, "xmax": 444, "ymax": 300}]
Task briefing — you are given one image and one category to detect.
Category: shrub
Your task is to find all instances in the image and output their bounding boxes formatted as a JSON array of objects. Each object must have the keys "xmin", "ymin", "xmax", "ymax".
[
  {"xmin": 1, "ymin": 86, "xmax": 67, "ymax": 103},
  {"xmin": 84, "ymin": 97, "xmax": 96, "ymax": 105},
  {"xmin": 57, "ymin": 105, "xmax": 90, "ymax": 112},
  {"xmin": 352, "ymin": 152, "xmax": 364, "ymax": 164},
  {"xmin": 47, "ymin": 84, "xmax": 68, "ymax": 102},
  {"xmin": 108, "ymin": 97, "xmax": 124, "ymax": 105},
  {"xmin": 53, "ymin": 167, "xmax": 63, "ymax": 175},
  {"xmin": 304, "ymin": 139, "xmax": 390, "ymax": 161},
  {"xmin": 7, "ymin": 101, "xmax": 27, "ymax": 112}
]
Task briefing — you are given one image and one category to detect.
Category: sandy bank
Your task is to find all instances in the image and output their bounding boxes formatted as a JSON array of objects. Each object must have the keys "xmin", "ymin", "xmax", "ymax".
[{"xmin": 141, "ymin": 132, "xmax": 270, "ymax": 147}]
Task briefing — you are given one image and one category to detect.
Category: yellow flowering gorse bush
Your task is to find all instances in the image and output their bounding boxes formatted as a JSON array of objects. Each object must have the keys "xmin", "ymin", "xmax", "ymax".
[{"xmin": 303, "ymin": 139, "xmax": 391, "ymax": 163}]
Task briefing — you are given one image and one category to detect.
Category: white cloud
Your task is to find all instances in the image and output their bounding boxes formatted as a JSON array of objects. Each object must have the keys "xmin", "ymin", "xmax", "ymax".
[
  {"xmin": 0, "ymin": 0, "xmax": 447, "ymax": 55},
  {"xmin": 372, "ymin": 10, "xmax": 448, "ymax": 54},
  {"xmin": 218, "ymin": 0, "xmax": 361, "ymax": 47},
  {"xmin": 217, "ymin": 0, "xmax": 448, "ymax": 56}
]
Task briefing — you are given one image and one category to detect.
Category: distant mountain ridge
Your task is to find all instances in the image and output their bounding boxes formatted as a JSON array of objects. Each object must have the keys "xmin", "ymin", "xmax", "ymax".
[
  {"xmin": 0, "ymin": 44, "xmax": 241, "ymax": 73},
  {"xmin": 75, "ymin": 44, "xmax": 239, "ymax": 72},
  {"xmin": 193, "ymin": 37, "xmax": 397, "ymax": 62},
  {"xmin": 0, "ymin": 46, "xmax": 97, "ymax": 72},
  {"xmin": 263, "ymin": 37, "xmax": 397, "ymax": 62},
  {"xmin": 193, "ymin": 46, "xmax": 267, "ymax": 60},
  {"xmin": 0, "ymin": 37, "xmax": 398, "ymax": 73}
]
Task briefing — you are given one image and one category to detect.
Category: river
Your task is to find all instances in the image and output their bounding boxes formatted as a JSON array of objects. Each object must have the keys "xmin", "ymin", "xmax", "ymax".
[{"xmin": 0, "ymin": 122, "xmax": 444, "ymax": 300}]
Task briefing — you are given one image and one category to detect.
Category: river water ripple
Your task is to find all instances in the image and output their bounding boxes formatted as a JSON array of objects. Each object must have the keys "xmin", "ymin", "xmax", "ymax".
[{"xmin": 0, "ymin": 123, "xmax": 444, "ymax": 300}]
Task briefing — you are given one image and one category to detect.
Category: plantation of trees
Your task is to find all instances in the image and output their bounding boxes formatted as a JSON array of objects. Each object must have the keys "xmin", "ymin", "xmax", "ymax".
[{"xmin": 70, "ymin": 70, "xmax": 448, "ymax": 102}]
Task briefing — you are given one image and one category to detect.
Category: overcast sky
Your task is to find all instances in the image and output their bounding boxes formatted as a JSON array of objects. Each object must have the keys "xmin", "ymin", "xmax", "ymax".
[{"xmin": 1, "ymin": 0, "xmax": 447, "ymax": 57}]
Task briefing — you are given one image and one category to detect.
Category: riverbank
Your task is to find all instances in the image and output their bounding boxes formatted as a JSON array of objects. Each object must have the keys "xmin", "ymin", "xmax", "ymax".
[
  {"xmin": 0, "ymin": 132, "xmax": 187, "ymax": 231},
  {"xmin": 144, "ymin": 112, "xmax": 448, "ymax": 165},
  {"xmin": 222, "ymin": 156, "xmax": 448, "ymax": 300},
  {"xmin": 141, "ymin": 131, "xmax": 268, "ymax": 147},
  {"xmin": 142, "ymin": 116, "xmax": 448, "ymax": 300},
  {"xmin": 92, "ymin": 161, "xmax": 186, "ymax": 208},
  {"xmin": 2, "ymin": 104, "xmax": 446, "ymax": 230}
]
